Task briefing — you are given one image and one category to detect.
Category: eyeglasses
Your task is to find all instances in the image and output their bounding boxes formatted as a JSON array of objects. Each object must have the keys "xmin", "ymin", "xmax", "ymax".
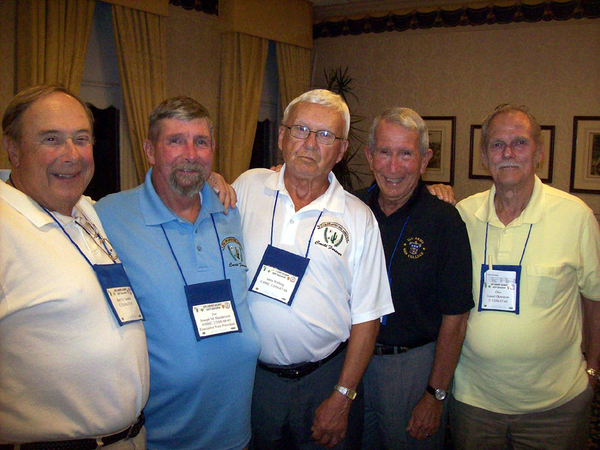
[
  {"xmin": 284, "ymin": 125, "xmax": 341, "ymax": 145},
  {"xmin": 75, "ymin": 212, "xmax": 119, "ymax": 261}
]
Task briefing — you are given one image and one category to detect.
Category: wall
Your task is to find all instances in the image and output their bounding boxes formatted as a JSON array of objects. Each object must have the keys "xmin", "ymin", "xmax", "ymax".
[
  {"xmin": 165, "ymin": 5, "xmax": 222, "ymax": 123},
  {"xmin": 312, "ymin": 19, "xmax": 600, "ymax": 214},
  {"xmin": 0, "ymin": 0, "xmax": 16, "ymax": 170}
]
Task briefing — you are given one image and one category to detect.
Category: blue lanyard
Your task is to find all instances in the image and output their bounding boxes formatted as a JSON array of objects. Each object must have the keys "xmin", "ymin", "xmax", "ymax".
[
  {"xmin": 387, "ymin": 216, "xmax": 410, "ymax": 283},
  {"xmin": 161, "ymin": 214, "xmax": 226, "ymax": 286},
  {"xmin": 43, "ymin": 206, "xmax": 117, "ymax": 268},
  {"xmin": 271, "ymin": 190, "xmax": 323, "ymax": 258},
  {"xmin": 483, "ymin": 222, "xmax": 532, "ymax": 266}
]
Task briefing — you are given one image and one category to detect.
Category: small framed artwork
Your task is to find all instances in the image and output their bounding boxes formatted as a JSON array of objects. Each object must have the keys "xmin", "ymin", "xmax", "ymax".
[
  {"xmin": 469, "ymin": 124, "xmax": 555, "ymax": 182},
  {"xmin": 422, "ymin": 116, "xmax": 456, "ymax": 185},
  {"xmin": 571, "ymin": 116, "xmax": 600, "ymax": 194}
]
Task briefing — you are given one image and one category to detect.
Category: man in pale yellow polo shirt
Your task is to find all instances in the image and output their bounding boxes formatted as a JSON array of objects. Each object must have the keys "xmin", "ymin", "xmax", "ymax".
[{"xmin": 451, "ymin": 104, "xmax": 600, "ymax": 449}]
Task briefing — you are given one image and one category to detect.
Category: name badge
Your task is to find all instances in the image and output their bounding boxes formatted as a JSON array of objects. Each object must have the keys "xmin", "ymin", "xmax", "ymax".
[
  {"xmin": 249, "ymin": 245, "xmax": 309, "ymax": 306},
  {"xmin": 94, "ymin": 263, "xmax": 144, "ymax": 325},
  {"xmin": 185, "ymin": 279, "xmax": 242, "ymax": 341},
  {"xmin": 478, "ymin": 264, "xmax": 521, "ymax": 314}
]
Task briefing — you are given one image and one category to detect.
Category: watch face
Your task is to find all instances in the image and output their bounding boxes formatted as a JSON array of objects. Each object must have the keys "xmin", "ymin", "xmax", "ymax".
[{"xmin": 435, "ymin": 389, "xmax": 447, "ymax": 401}]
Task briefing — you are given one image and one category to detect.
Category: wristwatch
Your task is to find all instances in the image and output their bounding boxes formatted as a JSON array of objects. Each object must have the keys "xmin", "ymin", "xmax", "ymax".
[
  {"xmin": 426, "ymin": 384, "xmax": 447, "ymax": 401},
  {"xmin": 334, "ymin": 384, "xmax": 357, "ymax": 400},
  {"xmin": 587, "ymin": 368, "xmax": 600, "ymax": 382}
]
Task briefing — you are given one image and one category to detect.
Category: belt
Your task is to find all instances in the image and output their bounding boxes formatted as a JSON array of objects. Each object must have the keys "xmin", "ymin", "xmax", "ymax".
[
  {"xmin": 258, "ymin": 341, "xmax": 348, "ymax": 379},
  {"xmin": 373, "ymin": 344, "xmax": 411, "ymax": 356},
  {"xmin": 0, "ymin": 412, "xmax": 145, "ymax": 450}
]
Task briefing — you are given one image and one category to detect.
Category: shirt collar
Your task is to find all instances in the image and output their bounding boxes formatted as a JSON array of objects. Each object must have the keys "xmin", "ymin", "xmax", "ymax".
[
  {"xmin": 475, "ymin": 175, "xmax": 545, "ymax": 227},
  {"xmin": 139, "ymin": 167, "xmax": 225, "ymax": 226},
  {"xmin": 0, "ymin": 169, "xmax": 85, "ymax": 229},
  {"xmin": 264, "ymin": 164, "xmax": 346, "ymax": 214}
]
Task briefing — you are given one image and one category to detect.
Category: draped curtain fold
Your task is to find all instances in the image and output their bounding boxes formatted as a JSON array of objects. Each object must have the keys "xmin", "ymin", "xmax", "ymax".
[
  {"xmin": 275, "ymin": 42, "xmax": 311, "ymax": 114},
  {"xmin": 16, "ymin": 0, "xmax": 96, "ymax": 93},
  {"xmin": 111, "ymin": 4, "xmax": 167, "ymax": 185},
  {"xmin": 218, "ymin": 32, "xmax": 269, "ymax": 182}
]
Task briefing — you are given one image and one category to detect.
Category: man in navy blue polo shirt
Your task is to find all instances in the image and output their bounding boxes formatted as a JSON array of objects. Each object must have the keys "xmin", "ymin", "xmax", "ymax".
[{"xmin": 356, "ymin": 107, "xmax": 473, "ymax": 450}]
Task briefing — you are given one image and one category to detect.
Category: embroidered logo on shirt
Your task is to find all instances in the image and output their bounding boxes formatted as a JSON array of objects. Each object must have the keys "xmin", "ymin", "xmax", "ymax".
[
  {"xmin": 314, "ymin": 222, "xmax": 349, "ymax": 256},
  {"xmin": 403, "ymin": 237, "xmax": 426, "ymax": 259},
  {"xmin": 221, "ymin": 237, "xmax": 247, "ymax": 268}
]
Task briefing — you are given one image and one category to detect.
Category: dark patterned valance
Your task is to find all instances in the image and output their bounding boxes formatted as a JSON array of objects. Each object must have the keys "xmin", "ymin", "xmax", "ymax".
[
  {"xmin": 314, "ymin": 0, "xmax": 600, "ymax": 38},
  {"xmin": 169, "ymin": 0, "xmax": 218, "ymax": 15}
]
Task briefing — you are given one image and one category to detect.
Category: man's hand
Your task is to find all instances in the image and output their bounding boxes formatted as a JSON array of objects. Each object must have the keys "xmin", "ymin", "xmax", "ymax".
[
  {"xmin": 311, "ymin": 391, "xmax": 351, "ymax": 448},
  {"xmin": 405, "ymin": 394, "xmax": 443, "ymax": 441},
  {"xmin": 207, "ymin": 172, "xmax": 237, "ymax": 214},
  {"xmin": 426, "ymin": 184, "xmax": 456, "ymax": 205},
  {"xmin": 270, "ymin": 164, "xmax": 283, "ymax": 172}
]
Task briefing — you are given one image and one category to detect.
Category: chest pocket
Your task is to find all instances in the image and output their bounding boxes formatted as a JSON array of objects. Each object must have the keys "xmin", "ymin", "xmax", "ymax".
[{"xmin": 526, "ymin": 265, "xmax": 575, "ymax": 307}]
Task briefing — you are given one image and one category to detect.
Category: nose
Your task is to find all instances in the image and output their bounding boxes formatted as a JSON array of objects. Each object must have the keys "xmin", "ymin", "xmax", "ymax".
[
  {"xmin": 502, "ymin": 144, "xmax": 516, "ymax": 159},
  {"xmin": 303, "ymin": 131, "xmax": 319, "ymax": 149},
  {"xmin": 182, "ymin": 141, "xmax": 202, "ymax": 161},
  {"xmin": 389, "ymin": 154, "xmax": 402, "ymax": 172},
  {"xmin": 61, "ymin": 138, "xmax": 83, "ymax": 163}
]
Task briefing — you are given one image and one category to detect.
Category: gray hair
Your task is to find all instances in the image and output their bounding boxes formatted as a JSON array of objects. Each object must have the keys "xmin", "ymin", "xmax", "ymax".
[
  {"xmin": 282, "ymin": 89, "xmax": 350, "ymax": 140},
  {"xmin": 480, "ymin": 104, "xmax": 543, "ymax": 151},
  {"xmin": 2, "ymin": 84, "xmax": 94, "ymax": 142},
  {"xmin": 148, "ymin": 96, "xmax": 214, "ymax": 144},
  {"xmin": 368, "ymin": 107, "xmax": 429, "ymax": 156}
]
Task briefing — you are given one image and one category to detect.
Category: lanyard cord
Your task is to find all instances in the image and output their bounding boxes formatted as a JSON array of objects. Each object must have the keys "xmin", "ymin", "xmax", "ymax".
[
  {"xmin": 271, "ymin": 190, "xmax": 323, "ymax": 258},
  {"xmin": 161, "ymin": 213, "xmax": 226, "ymax": 286},
  {"xmin": 387, "ymin": 216, "xmax": 410, "ymax": 281},
  {"xmin": 483, "ymin": 222, "xmax": 533, "ymax": 266}
]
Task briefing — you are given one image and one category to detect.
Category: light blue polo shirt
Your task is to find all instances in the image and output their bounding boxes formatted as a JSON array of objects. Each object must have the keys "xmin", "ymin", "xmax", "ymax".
[{"xmin": 96, "ymin": 168, "xmax": 260, "ymax": 450}]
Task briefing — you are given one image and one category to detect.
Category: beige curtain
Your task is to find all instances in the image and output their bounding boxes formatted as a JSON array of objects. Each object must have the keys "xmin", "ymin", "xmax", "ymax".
[
  {"xmin": 16, "ymin": 0, "xmax": 96, "ymax": 93},
  {"xmin": 111, "ymin": 4, "xmax": 167, "ymax": 184},
  {"xmin": 218, "ymin": 32, "xmax": 269, "ymax": 182},
  {"xmin": 276, "ymin": 42, "xmax": 311, "ymax": 112}
]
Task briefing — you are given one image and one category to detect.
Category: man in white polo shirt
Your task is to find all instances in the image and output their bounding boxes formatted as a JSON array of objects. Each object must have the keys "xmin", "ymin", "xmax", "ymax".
[
  {"xmin": 232, "ymin": 89, "xmax": 394, "ymax": 449},
  {"xmin": 0, "ymin": 85, "xmax": 148, "ymax": 449}
]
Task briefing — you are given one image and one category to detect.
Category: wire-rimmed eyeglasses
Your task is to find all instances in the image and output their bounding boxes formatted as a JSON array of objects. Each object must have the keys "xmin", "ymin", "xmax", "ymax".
[{"xmin": 284, "ymin": 125, "xmax": 341, "ymax": 145}]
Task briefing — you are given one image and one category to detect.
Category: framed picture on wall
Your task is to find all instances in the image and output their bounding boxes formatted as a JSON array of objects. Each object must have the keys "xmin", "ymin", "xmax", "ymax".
[
  {"xmin": 421, "ymin": 116, "xmax": 456, "ymax": 185},
  {"xmin": 469, "ymin": 124, "xmax": 555, "ymax": 182},
  {"xmin": 571, "ymin": 116, "xmax": 600, "ymax": 194}
]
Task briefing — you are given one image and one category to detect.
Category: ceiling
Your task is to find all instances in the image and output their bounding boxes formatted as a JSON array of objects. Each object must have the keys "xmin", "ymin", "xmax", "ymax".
[{"xmin": 311, "ymin": 0, "xmax": 467, "ymax": 20}]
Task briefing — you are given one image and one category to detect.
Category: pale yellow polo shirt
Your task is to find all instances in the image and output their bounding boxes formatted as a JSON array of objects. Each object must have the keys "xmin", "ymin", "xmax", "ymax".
[{"xmin": 455, "ymin": 176, "xmax": 600, "ymax": 414}]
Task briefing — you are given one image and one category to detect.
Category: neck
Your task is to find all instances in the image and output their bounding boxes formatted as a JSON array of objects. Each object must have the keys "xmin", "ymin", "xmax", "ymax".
[
  {"xmin": 378, "ymin": 193, "xmax": 410, "ymax": 217},
  {"xmin": 493, "ymin": 181, "xmax": 534, "ymax": 226},
  {"xmin": 284, "ymin": 173, "xmax": 330, "ymax": 211}
]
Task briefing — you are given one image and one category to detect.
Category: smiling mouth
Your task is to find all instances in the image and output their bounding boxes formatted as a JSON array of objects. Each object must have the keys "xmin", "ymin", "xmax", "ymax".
[
  {"xmin": 385, "ymin": 177, "xmax": 404, "ymax": 183},
  {"xmin": 54, "ymin": 173, "xmax": 79, "ymax": 179}
]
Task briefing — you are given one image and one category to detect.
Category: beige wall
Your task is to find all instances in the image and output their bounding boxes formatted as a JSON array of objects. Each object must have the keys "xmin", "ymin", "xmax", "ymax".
[
  {"xmin": 165, "ymin": 4, "xmax": 222, "ymax": 122},
  {"xmin": 312, "ymin": 19, "xmax": 600, "ymax": 214}
]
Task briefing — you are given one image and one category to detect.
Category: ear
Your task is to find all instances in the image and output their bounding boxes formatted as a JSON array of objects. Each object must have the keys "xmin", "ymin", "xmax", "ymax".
[
  {"xmin": 420, "ymin": 149, "xmax": 434, "ymax": 174},
  {"xmin": 278, "ymin": 125, "xmax": 287, "ymax": 152},
  {"xmin": 335, "ymin": 139, "xmax": 349, "ymax": 164},
  {"xmin": 481, "ymin": 149, "xmax": 489, "ymax": 169},
  {"xmin": 3, "ymin": 136, "xmax": 20, "ymax": 167},
  {"xmin": 143, "ymin": 140, "xmax": 155, "ymax": 165},
  {"xmin": 364, "ymin": 146, "xmax": 375, "ymax": 171}
]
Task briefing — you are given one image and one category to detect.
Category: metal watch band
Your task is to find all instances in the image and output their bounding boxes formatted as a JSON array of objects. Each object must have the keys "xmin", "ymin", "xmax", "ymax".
[
  {"xmin": 587, "ymin": 367, "xmax": 600, "ymax": 382},
  {"xmin": 334, "ymin": 384, "xmax": 357, "ymax": 400}
]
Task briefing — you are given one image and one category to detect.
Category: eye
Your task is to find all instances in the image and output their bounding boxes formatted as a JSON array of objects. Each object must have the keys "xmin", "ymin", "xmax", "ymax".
[
  {"xmin": 195, "ymin": 138, "xmax": 210, "ymax": 147},
  {"xmin": 74, "ymin": 135, "xmax": 92, "ymax": 146},
  {"xmin": 42, "ymin": 136, "xmax": 61, "ymax": 146},
  {"xmin": 295, "ymin": 125, "xmax": 310, "ymax": 133},
  {"xmin": 319, "ymin": 130, "xmax": 333, "ymax": 138},
  {"xmin": 168, "ymin": 138, "xmax": 183, "ymax": 145}
]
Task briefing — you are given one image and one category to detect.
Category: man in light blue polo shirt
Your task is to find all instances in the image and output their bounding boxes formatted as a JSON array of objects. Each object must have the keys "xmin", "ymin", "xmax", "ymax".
[{"xmin": 95, "ymin": 96, "xmax": 260, "ymax": 450}]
